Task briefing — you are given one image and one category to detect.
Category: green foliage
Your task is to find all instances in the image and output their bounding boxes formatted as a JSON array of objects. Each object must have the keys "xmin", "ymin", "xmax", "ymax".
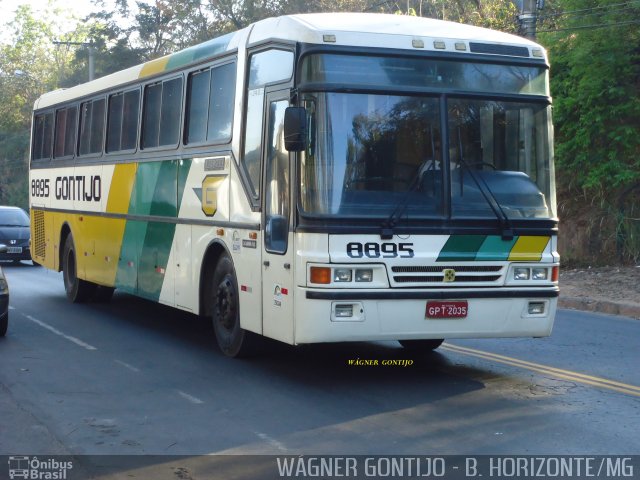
[
  {"xmin": 541, "ymin": 0, "xmax": 640, "ymax": 194},
  {"xmin": 0, "ymin": 4, "xmax": 62, "ymax": 209},
  {"xmin": 540, "ymin": 0, "xmax": 640, "ymax": 263}
]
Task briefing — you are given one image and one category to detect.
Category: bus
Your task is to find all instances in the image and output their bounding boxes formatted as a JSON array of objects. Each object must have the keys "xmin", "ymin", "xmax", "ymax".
[{"xmin": 29, "ymin": 13, "xmax": 559, "ymax": 357}]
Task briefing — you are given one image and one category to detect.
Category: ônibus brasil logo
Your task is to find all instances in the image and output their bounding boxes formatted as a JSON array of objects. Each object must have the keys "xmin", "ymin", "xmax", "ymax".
[{"xmin": 8, "ymin": 456, "xmax": 73, "ymax": 479}]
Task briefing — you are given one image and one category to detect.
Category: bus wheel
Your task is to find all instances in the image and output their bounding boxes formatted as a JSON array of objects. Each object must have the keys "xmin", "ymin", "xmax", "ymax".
[
  {"xmin": 62, "ymin": 235, "xmax": 96, "ymax": 303},
  {"xmin": 0, "ymin": 313, "xmax": 7, "ymax": 337},
  {"xmin": 399, "ymin": 339, "xmax": 444, "ymax": 351},
  {"xmin": 211, "ymin": 254, "xmax": 256, "ymax": 357}
]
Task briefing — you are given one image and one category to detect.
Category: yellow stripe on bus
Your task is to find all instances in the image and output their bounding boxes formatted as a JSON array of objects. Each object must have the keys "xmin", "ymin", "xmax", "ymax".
[
  {"xmin": 106, "ymin": 163, "xmax": 138, "ymax": 214},
  {"xmin": 76, "ymin": 163, "xmax": 138, "ymax": 286},
  {"xmin": 139, "ymin": 56, "xmax": 170, "ymax": 78},
  {"xmin": 508, "ymin": 236, "xmax": 550, "ymax": 262}
]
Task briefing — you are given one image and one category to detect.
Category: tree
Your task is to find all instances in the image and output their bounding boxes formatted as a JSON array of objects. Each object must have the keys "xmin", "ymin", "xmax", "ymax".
[
  {"xmin": 0, "ymin": 2, "xmax": 88, "ymax": 208},
  {"xmin": 540, "ymin": 0, "xmax": 640, "ymax": 263},
  {"xmin": 542, "ymin": 0, "xmax": 640, "ymax": 192}
]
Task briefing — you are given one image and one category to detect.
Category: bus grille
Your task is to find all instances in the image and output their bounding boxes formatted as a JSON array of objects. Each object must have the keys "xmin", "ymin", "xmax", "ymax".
[
  {"xmin": 33, "ymin": 210, "xmax": 46, "ymax": 260},
  {"xmin": 390, "ymin": 265, "xmax": 504, "ymax": 287}
]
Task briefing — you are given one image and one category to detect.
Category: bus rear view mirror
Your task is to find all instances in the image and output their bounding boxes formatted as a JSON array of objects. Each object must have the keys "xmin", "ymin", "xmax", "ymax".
[
  {"xmin": 266, "ymin": 215, "xmax": 288, "ymax": 253},
  {"xmin": 284, "ymin": 107, "xmax": 307, "ymax": 152}
]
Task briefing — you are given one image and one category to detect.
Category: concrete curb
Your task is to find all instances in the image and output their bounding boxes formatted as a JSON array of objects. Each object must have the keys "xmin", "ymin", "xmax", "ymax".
[{"xmin": 559, "ymin": 296, "xmax": 640, "ymax": 320}]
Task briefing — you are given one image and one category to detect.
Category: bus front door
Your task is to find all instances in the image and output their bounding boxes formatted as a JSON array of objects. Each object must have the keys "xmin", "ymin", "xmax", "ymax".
[{"xmin": 261, "ymin": 94, "xmax": 295, "ymax": 344}]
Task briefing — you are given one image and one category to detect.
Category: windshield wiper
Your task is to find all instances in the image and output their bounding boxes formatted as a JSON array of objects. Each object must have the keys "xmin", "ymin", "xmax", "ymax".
[
  {"xmin": 381, "ymin": 131, "xmax": 438, "ymax": 240},
  {"xmin": 380, "ymin": 164, "xmax": 430, "ymax": 239},
  {"xmin": 455, "ymin": 129, "xmax": 514, "ymax": 240}
]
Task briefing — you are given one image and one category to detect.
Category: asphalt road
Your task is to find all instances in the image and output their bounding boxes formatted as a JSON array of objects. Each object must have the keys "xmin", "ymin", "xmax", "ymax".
[{"xmin": 0, "ymin": 261, "xmax": 638, "ymax": 477}]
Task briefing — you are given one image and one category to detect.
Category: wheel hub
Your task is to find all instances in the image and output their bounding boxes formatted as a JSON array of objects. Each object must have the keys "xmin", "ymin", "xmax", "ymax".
[{"xmin": 216, "ymin": 277, "xmax": 236, "ymax": 331}]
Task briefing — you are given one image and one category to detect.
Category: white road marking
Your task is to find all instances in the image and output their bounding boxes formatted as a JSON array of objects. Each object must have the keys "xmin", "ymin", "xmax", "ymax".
[
  {"xmin": 114, "ymin": 359, "xmax": 140, "ymax": 373},
  {"xmin": 255, "ymin": 432, "xmax": 288, "ymax": 452},
  {"xmin": 176, "ymin": 390, "xmax": 204, "ymax": 405},
  {"xmin": 8, "ymin": 306, "xmax": 15, "ymax": 310},
  {"xmin": 24, "ymin": 314, "xmax": 97, "ymax": 351}
]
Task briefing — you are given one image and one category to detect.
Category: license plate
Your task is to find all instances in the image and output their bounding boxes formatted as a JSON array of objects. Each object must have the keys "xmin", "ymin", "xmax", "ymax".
[
  {"xmin": 426, "ymin": 300, "xmax": 468, "ymax": 319},
  {"xmin": 7, "ymin": 247, "xmax": 22, "ymax": 254}
]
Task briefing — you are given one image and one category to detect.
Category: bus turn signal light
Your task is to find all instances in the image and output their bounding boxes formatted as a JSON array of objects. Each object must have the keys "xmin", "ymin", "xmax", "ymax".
[{"xmin": 310, "ymin": 267, "xmax": 331, "ymax": 284}]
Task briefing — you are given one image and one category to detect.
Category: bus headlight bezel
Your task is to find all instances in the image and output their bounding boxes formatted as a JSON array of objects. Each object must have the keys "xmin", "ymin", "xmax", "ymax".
[
  {"xmin": 308, "ymin": 264, "xmax": 387, "ymax": 288},
  {"xmin": 508, "ymin": 265, "xmax": 558, "ymax": 285}
]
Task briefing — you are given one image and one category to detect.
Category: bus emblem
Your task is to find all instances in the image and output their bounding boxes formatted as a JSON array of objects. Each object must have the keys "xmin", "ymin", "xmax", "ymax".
[
  {"xmin": 200, "ymin": 175, "xmax": 226, "ymax": 217},
  {"xmin": 443, "ymin": 269, "xmax": 456, "ymax": 282}
]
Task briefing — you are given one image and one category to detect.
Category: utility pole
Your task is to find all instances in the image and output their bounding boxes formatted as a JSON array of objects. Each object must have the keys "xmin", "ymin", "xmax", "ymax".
[
  {"xmin": 52, "ymin": 41, "xmax": 96, "ymax": 82},
  {"xmin": 519, "ymin": 0, "xmax": 538, "ymax": 40}
]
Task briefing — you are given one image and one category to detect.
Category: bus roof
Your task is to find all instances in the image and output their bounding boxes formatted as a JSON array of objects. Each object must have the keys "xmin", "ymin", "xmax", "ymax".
[{"xmin": 35, "ymin": 13, "xmax": 546, "ymax": 110}]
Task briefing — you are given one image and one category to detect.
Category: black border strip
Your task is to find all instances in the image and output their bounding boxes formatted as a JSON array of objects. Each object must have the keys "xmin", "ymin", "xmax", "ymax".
[
  {"xmin": 297, "ymin": 43, "xmax": 550, "ymax": 67},
  {"xmin": 31, "ymin": 207, "xmax": 260, "ymax": 230},
  {"xmin": 293, "ymin": 223, "xmax": 558, "ymax": 236},
  {"xmin": 296, "ymin": 83, "xmax": 551, "ymax": 104},
  {"xmin": 305, "ymin": 288, "xmax": 559, "ymax": 301}
]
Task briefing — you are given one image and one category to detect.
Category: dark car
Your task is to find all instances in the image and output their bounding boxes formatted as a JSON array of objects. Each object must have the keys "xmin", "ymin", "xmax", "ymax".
[
  {"xmin": 0, "ymin": 245, "xmax": 8, "ymax": 336},
  {"xmin": 0, "ymin": 206, "xmax": 31, "ymax": 263}
]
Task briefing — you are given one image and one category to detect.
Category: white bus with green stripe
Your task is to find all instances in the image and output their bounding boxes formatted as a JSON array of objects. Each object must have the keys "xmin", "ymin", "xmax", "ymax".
[{"xmin": 29, "ymin": 13, "xmax": 559, "ymax": 357}]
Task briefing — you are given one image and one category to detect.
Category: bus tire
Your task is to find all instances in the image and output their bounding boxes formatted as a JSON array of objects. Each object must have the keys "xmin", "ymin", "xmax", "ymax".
[
  {"xmin": 0, "ymin": 312, "xmax": 7, "ymax": 337},
  {"xmin": 399, "ymin": 339, "xmax": 444, "ymax": 351},
  {"xmin": 62, "ymin": 235, "xmax": 96, "ymax": 303},
  {"xmin": 210, "ymin": 254, "xmax": 256, "ymax": 357}
]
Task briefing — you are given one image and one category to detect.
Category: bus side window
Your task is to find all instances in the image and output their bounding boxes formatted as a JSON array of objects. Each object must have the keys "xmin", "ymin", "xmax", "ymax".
[
  {"xmin": 142, "ymin": 77, "xmax": 182, "ymax": 149},
  {"xmin": 185, "ymin": 69, "xmax": 211, "ymax": 144},
  {"xmin": 121, "ymin": 90, "xmax": 140, "ymax": 151},
  {"xmin": 79, "ymin": 98, "xmax": 105, "ymax": 156},
  {"xmin": 106, "ymin": 89, "xmax": 140, "ymax": 153},
  {"xmin": 54, "ymin": 106, "xmax": 77, "ymax": 159},
  {"xmin": 208, "ymin": 62, "xmax": 235, "ymax": 143},
  {"xmin": 242, "ymin": 50, "xmax": 293, "ymax": 199},
  {"xmin": 142, "ymin": 83, "xmax": 162, "ymax": 148},
  {"xmin": 32, "ymin": 112, "xmax": 53, "ymax": 162},
  {"xmin": 184, "ymin": 61, "xmax": 236, "ymax": 146},
  {"xmin": 106, "ymin": 93, "xmax": 124, "ymax": 153}
]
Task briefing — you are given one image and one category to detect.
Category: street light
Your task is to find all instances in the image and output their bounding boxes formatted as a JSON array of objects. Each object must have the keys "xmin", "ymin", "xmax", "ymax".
[{"xmin": 52, "ymin": 41, "xmax": 96, "ymax": 81}]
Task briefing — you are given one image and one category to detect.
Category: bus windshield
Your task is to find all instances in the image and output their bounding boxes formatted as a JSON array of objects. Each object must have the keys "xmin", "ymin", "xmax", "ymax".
[
  {"xmin": 301, "ymin": 53, "xmax": 549, "ymax": 96},
  {"xmin": 299, "ymin": 56, "xmax": 555, "ymax": 221}
]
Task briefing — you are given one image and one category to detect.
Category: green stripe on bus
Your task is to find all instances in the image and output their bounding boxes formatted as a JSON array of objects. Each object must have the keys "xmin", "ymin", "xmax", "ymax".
[
  {"xmin": 437, "ymin": 235, "xmax": 487, "ymax": 262},
  {"xmin": 137, "ymin": 221, "xmax": 175, "ymax": 301},
  {"xmin": 177, "ymin": 159, "xmax": 192, "ymax": 213},
  {"xmin": 150, "ymin": 161, "xmax": 179, "ymax": 217},
  {"xmin": 165, "ymin": 33, "xmax": 234, "ymax": 71},
  {"xmin": 475, "ymin": 236, "xmax": 519, "ymax": 261},
  {"xmin": 130, "ymin": 162, "xmax": 164, "ymax": 216},
  {"xmin": 115, "ymin": 160, "xmax": 194, "ymax": 300},
  {"xmin": 115, "ymin": 220, "xmax": 146, "ymax": 294},
  {"xmin": 137, "ymin": 160, "xmax": 181, "ymax": 300}
]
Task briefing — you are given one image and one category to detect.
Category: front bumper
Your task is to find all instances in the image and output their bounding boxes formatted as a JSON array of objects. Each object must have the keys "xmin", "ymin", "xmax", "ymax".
[
  {"xmin": 294, "ymin": 287, "xmax": 558, "ymax": 344},
  {"xmin": 0, "ymin": 247, "xmax": 31, "ymax": 261}
]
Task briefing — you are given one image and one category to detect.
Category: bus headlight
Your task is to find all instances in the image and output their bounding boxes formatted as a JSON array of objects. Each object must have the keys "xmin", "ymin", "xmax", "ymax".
[
  {"xmin": 532, "ymin": 268, "xmax": 548, "ymax": 280},
  {"xmin": 514, "ymin": 267, "xmax": 530, "ymax": 280},
  {"xmin": 355, "ymin": 269, "xmax": 373, "ymax": 282},
  {"xmin": 334, "ymin": 269, "xmax": 352, "ymax": 282}
]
